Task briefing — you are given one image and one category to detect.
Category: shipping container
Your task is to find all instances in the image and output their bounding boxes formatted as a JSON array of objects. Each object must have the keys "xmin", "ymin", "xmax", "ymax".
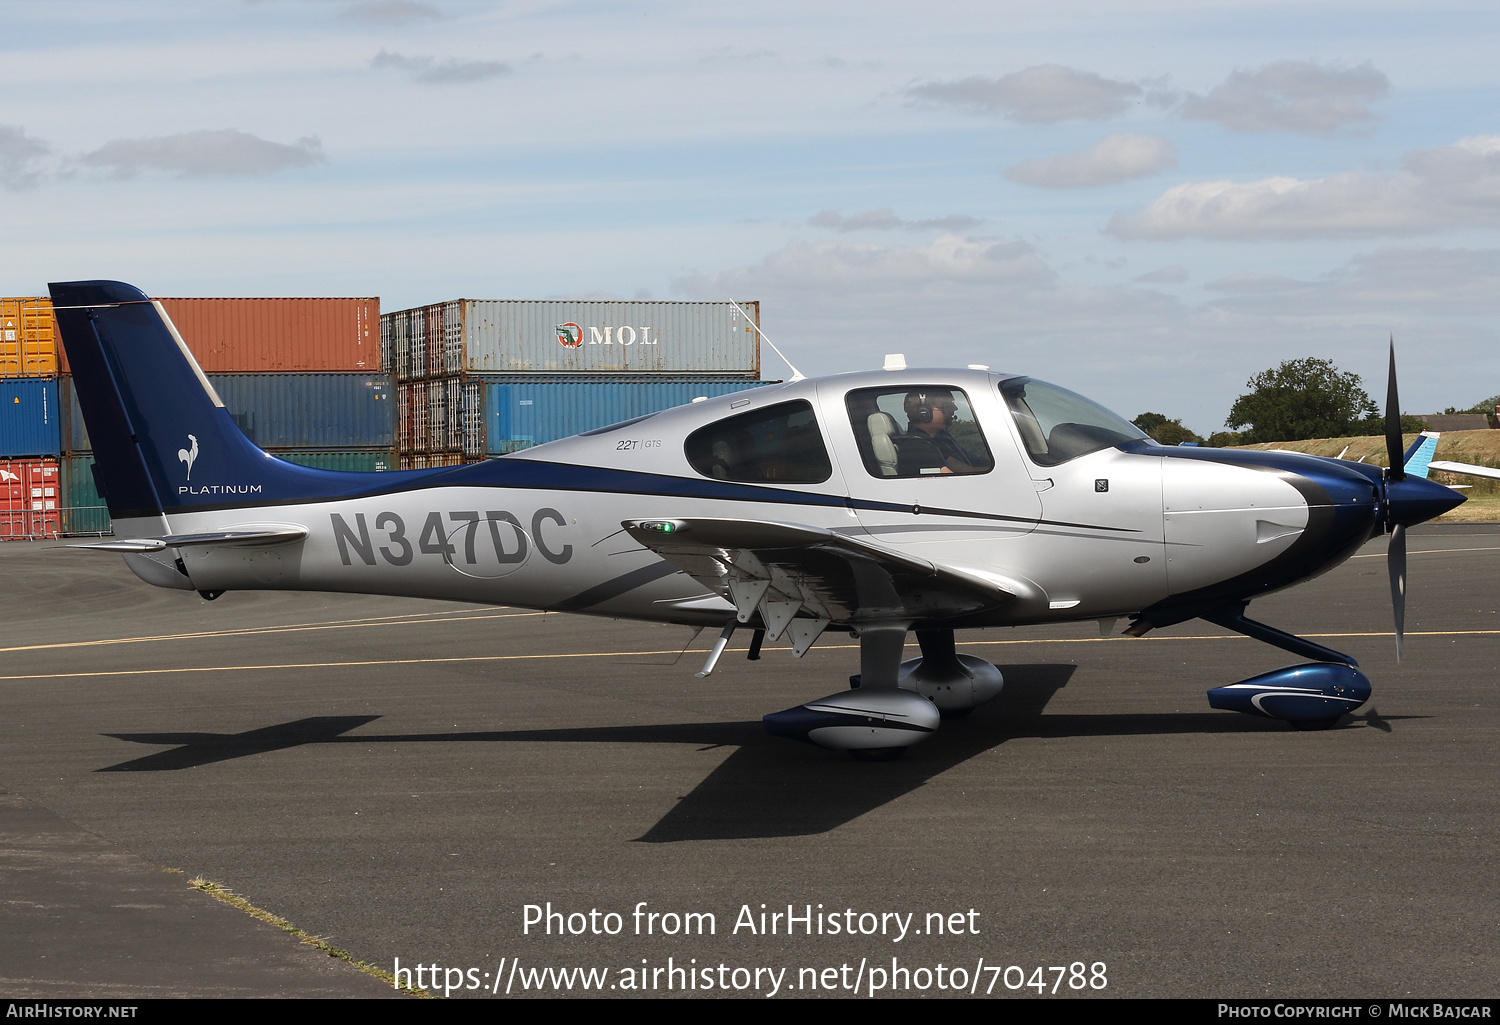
[
  {"xmin": 383, "ymin": 300, "xmax": 761, "ymax": 379},
  {"xmin": 0, "ymin": 298, "xmax": 57, "ymax": 377},
  {"xmin": 1, "ymin": 458, "xmax": 60, "ymax": 539},
  {"xmin": 478, "ymin": 376, "xmax": 773, "ymax": 454},
  {"xmin": 1, "ymin": 378, "xmax": 60, "ymax": 457},
  {"xmin": 398, "ymin": 452, "xmax": 468, "ymax": 470},
  {"xmin": 63, "ymin": 373, "xmax": 393, "ymax": 452},
  {"xmin": 60, "ymin": 455, "xmax": 110, "ymax": 536},
  {"xmin": 57, "ymin": 297, "xmax": 380, "ymax": 374},
  {"xmin": 275, "ymin": 450, "xmax": 393, "ymax": 472}
]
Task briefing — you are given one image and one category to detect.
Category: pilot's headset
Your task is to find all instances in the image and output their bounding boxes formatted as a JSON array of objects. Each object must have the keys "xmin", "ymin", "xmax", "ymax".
[{"xmin": 906, "ymin": 391, "xmax": 935, "ymax": 424}]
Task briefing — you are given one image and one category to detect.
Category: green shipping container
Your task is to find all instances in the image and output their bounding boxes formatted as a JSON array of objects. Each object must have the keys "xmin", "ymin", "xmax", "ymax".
[
  {"xmin": 274, "ymin": 450, "xmax": 393, "ymax": 472},
  {"xmin": 61, "ymin": 455, "xmax": 111, "ymax": 535}
]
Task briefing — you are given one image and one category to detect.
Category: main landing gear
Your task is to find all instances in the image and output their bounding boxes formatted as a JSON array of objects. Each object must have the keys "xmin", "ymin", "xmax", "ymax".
[{"xmin": 762, "ymin": 625, "xmax": 1003, "ymax": 757}]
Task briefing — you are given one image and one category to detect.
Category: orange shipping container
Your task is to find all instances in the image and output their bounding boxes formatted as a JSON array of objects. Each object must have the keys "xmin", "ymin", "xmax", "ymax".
[
  {"xmin": 0, "ymin": 298, "xmax": 57, "ymax": 378},
  {"xmin": 56, "ymin": 296, "xmax": 380, "ymax": 373}
]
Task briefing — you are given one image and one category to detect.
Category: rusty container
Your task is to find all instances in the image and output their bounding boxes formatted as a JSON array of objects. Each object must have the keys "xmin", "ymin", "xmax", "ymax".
[
  {"xmin": 57, "ymin": 297, "xmax": 380, "ymax": 374},
  {"xmin": 0, "ymin": 458, "xmax": 60, "ymax": 539}
]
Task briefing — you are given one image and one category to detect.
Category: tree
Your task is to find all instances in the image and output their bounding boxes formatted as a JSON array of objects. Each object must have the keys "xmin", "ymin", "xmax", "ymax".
[
  {"xmin": 1132, "ymin": 412, "xmax": 1203, "ymax": 446},
  {"xmin": 1225, "ymin": 358, "xmax": 1379, "ymax": 443}
]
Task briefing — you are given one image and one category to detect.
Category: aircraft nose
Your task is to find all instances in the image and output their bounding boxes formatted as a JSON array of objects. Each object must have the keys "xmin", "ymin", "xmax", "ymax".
[{"xmin": 1386, "ymin": 474, "xmax": 1466, "ymax": 528}]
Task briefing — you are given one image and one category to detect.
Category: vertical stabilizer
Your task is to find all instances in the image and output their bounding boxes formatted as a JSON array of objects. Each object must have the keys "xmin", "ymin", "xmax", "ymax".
[
  {"xmin": 49, "ymin": 280, "xmax": 410, "ymax": 520},
  {"xmin": 1401, "ymin": 431, "xmax": 1440, "ymax": 480}
]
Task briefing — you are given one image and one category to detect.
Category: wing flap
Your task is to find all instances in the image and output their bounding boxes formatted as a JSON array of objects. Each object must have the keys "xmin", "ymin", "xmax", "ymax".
[{"xmin": 622, "ymin": 517, "xmax": 1016, "ymax": 633}]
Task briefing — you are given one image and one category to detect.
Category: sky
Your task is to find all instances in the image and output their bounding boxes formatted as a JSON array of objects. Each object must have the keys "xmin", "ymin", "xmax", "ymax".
[{"xmin": 4, "ymin": 0, "xmax": 1500, "ymax": 433}]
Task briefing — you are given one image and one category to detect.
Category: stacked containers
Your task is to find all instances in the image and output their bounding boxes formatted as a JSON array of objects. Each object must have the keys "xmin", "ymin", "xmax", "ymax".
[
  {"xmin": 0, "ymin": 299, "xmax": 62, "ymax": 538},
  {"xmin": 384, "ymin": 299, "xmax": 768, "ymax": 466},
  {"xmin": 57, "ymin": 297, "xmax": 388, "ymax": 536}
]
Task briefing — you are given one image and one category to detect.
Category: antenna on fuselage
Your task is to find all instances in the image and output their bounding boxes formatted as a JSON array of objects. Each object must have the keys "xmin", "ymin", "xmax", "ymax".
[{"xmin": 729, "ymin": 298, "xmax": 804, "ymax": 383}]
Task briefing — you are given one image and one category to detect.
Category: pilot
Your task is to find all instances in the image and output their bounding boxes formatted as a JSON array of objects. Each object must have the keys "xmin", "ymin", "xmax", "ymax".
[{"xmin": 900, "ymin": 390, "xmax": 984, "ymax": 475}]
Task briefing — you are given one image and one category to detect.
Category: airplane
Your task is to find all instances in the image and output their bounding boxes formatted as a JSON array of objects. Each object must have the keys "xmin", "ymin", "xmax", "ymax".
[{"xmin": 51, "ymin": 279, "xmax": 1477, "ymax": 758}]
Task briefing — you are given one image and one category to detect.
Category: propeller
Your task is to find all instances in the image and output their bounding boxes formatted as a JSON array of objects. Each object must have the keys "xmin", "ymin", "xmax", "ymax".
[
  {"xmin": 1379, "ymin": 338, "xmax": 1465, "ymax": 658},
  {"xmin": 1388, "ymin": 521, "xmax": 1406, "ymax": 661},
  {"xmin": 1385, "ymin": 337, "xmax": 1404, "ymax": 484},
  {"xmin": 1385, "ymin": 337, "xmax": 1405, "ymax": 659}
]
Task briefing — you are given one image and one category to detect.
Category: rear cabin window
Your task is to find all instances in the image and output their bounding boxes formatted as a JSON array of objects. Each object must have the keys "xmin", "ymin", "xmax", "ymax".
[
  {"xmin": 684, "ymin": 400, "xmax": 832, "ymax": 483},
  {"xmin": 844, "ymin": 386, "xmax": 994, "ymax": 478}
]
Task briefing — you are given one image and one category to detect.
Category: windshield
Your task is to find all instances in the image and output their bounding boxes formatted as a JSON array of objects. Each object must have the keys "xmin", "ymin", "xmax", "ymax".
[{"xmin": 999, "ymin": 377, "xmax": 1147, "ymax": 466}]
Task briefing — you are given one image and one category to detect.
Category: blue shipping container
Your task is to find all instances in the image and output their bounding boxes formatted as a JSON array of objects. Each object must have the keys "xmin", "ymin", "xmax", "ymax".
[
  {"xmin": 63, "ymin": 373, "xmax": 393, "ymax": 452},
  {"xmin": 481, "ymin": 377, "xmax": 773, "ymax": 454},
  {"xmin": 0, "ymin": 378, "xmax": 60, "ymax": 458}
]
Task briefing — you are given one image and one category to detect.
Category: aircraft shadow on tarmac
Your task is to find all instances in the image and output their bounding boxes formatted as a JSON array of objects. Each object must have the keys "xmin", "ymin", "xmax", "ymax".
[{"xmin": 97, "ymin": 665, "xmax": 1421, "ymax": 841}]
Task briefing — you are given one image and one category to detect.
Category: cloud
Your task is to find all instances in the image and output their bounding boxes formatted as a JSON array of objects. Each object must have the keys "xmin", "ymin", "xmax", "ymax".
[
  {"xmin": 80, "ymin": 130, "xmax": 324, "ymax": 178},
  {"xmin": 808, "ymin": 209, "xmax": 983, "ymax": 232},
  {"xmin": 697, "ymin": 47, "xmax": 778, "ymax": 65},
  {"xmin": 1207, "ymin": 247, "xmax": 1500, "ymax": 317},
  {"xmin": 907, "ymin": 65, "xmax": 1142, "ymax": 123},
  {"xmin": 371, "ymin": 50, "xmax": 510, "ymax": 84},
  {"xmin": 340, "ymin": 1, "xmax": 441, "ymax": 23},
  {"xmin": 0, "ymin": 125, "xmax": 49, "ymax": 190},
  {"xmin": 1108, "ymin": 135, "xmax": 1500, "ymax": 240},
  {"xmin": 1135, "ymin": 265, "xmax": 1188, "ymax": 284},
  {"xmin": 1004, "ymin": 133, "xmax": 1175, "ymax": 189},
  {"xmin": 1181, "ymin": 60, "xmax": 1388, "ymax": 136},
  {"xmin": 677, "ymin": 234, "xmax": 1057, "ymax": 296},
  {"xmin": 1203, "ymin": 272, "xmax": 1312, "ymax": 293}
]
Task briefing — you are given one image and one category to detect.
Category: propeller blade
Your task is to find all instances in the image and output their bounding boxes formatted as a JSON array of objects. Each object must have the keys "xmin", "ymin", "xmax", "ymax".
[
  {"xmin": 1385, "ymin": 337, "xmax": 1404, "ymax": 483},
  {"xmin": 1388, "ymin": 522, "xmax": 1406, "ymax": 661}
]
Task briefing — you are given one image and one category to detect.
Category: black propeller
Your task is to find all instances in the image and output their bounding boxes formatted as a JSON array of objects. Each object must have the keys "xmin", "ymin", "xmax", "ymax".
[
  {"xmin": 1379, "ymin": 339, "xmax": 1465, "ymax": 659},
  {"xmin": 1385, "ymin": 337, "xmax": 1406, "ymax": 660}
]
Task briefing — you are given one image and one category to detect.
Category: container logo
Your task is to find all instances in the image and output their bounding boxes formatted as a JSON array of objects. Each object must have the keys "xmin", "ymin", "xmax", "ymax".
[
  {"xmin": 178, "ymin": 434, "xmax": 199, "ymax": 480},
  {"xmin": 0, "ymin": 469, "xmax": 17, "ymax": 483},
  {"xmin": 554, "ymin": 323, "xmax": 657, "ymax": 347}
]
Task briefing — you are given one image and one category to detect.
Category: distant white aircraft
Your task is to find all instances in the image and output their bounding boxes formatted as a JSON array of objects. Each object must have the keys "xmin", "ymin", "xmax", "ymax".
[{"xmin": 52, "ymin": 280, "xmax": 1473, "ymax": 756}]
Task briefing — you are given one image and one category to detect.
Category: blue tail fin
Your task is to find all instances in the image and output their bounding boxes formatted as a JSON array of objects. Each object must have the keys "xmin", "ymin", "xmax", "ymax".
[
  {"xmin": 49, "ymin": 280, "xmax": 407, "ymax": 519},
  {"xmin": 1401, "ymin": 430, "xmax": 1440, "ymax": 480}
]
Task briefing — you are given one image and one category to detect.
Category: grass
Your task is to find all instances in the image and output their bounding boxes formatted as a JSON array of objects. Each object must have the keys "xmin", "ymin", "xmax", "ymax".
[
  {"xmin": 1235, "ymin": 429, "xmax": 1500, "ymax": 522},
  {"xmin": 187, "ymin": 876, "xmax": 431, "ymax": 997}
]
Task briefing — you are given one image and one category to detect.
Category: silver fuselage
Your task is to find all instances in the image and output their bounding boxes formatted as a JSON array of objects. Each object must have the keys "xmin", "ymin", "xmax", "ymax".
[{"xmin": 116, "ymin": 369, "xmax": 1380, "ymax": 632}]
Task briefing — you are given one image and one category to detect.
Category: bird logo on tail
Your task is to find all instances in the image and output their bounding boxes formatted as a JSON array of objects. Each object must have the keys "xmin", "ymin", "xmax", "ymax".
[{"xmin": 178, "ymin": 435, "xmax": 198, "ymax": 480}]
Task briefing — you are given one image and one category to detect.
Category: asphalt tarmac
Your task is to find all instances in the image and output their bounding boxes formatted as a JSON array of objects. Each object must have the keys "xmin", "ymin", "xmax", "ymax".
[{"xmin": 0, "ymin": 525, "xmax": 1496, "ymax": 999}]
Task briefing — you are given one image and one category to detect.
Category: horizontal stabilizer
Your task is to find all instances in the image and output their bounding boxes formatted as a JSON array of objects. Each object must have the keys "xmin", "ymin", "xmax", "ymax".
[
  {"xmin": 1428, "ymin": 460, "xmax": 1500, "ymax": 482},
  {"xmin": 72, "ymin": 527, "xmax": 309, "ymax": 553}
]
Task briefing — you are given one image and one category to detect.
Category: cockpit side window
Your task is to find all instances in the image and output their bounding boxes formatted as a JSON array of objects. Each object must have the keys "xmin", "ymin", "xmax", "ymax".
[
  {"xmin": 684, "ymin": 400, "xmax": 832, "ymax": 483},
  {"xmin": 999, "ymin": 377, "xmax": 1147, "ymax": 466},
  {"xmin": 844, "ymin": 386, "xmax": 994, "ymax": 479}
]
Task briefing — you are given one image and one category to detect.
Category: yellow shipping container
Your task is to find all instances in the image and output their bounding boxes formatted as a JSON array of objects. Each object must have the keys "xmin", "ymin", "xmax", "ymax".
[{"xmin": 0, "ymin": 298, "xmax": 57, "ymax": 378}]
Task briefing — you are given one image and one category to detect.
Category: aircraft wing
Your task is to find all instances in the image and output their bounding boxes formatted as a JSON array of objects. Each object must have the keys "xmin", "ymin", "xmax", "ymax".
[
  {"xmin": 622, "ymin": 517, "xmax": 1016, "ymax": 651},
  {"xmin": 1428, "ymin": 460, "xmax": 1500, "ymax": 482}
]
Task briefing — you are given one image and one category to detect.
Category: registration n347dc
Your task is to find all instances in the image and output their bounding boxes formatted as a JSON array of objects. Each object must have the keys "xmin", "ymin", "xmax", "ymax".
[{"xmin": 52, "ymin": 279, "xmax": 1479, "ymax": 756}]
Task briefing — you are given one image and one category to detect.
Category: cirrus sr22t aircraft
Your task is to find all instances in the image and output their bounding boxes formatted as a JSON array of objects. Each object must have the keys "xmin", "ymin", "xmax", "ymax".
[{"xmin": 53, "ymin": 280, "xmax": 1478, "ymax": 757}]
